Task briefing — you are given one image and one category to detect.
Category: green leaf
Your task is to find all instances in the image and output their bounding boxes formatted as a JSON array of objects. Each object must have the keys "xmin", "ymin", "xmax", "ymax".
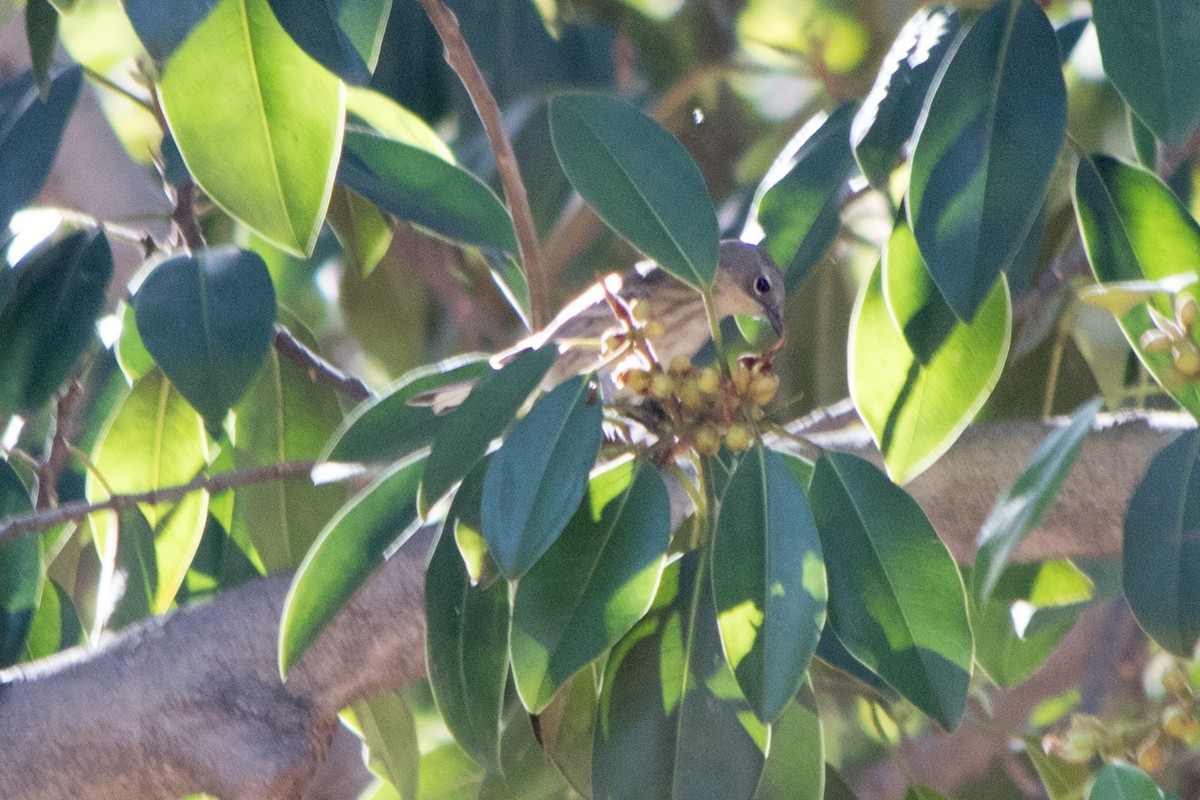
[
  {"xmin": 1123, "ymin": 429, "xmax": 1200, "ymax": 656},
  {"xmin": 326, "ymin": 184, "xmax": 393, "ymax": 276},
  {"xmin": 823, "ymin": 766, "xmax": 859, "ymax": 800},
  {"xmin": 1092, "ymin": 0, "xmax": 1200, "ymax": 147},
  {"xmin": 753, "ymin": 681, "xmax": 824, "ymax": 800},
  {"xmin": 481, "ymin": 376, "xmax": 603, "ymax": 580},
  {"xmin": 713, "ymin": 445, "xmax": 827, "ymax": 723},
  {"xmin": 809, "ymin": 452, "xmax": 973, "ymax": 730},
  {"xmin": 850, "ymin": 5, "xmax": 961, "ymax": 189},
  {"xmin": 23, "ymin": 578, "xmax": 82, "ymax": 661},
  {"xmin": 850, "ymin": 255, "xmax": 1010, "ymax": 485},
  {"xmin": 1055, "ymin": 18, "xmax": 1090, "ymax": 64},
  {"xmin": 232, "ymin": 345, "xmax": 345, "ymax": 571},
  {"xmin": 540, "ymin": 673, "xmax": 598, "ymax": 798},
  {"xmin": 345, "ymin": 86, "xmax": 455, "ymax": 163},
  {"xmin": 477, "ymin": 699, "xmax": 574, "ymax": 800},
  {"xmin": 419, "ymin": 346, "xmax": 557, "ymax": 516},
  {"xmin": 904, "ymin": 789, "xmax": 951, "ymax": 800},
  {"xmin": 511, "ymin": 460, "xmax": 670, "ymax": 713},
  {"xmin": 339, "ymin": 128, "xmax": 518, "ymax": 255},
  {"xmin": 1087, "ymin": 762, "xmax": 1165, "ymax": 800},
  {"xmin": 0, "ymin": 65, "xmax": 81, "ymax": 231},
  {"xmin": 87, "ymin": 369, "xmax": 210, "ymax": 613},
  {"xmin": 133, "ymin": 247, "xmax": 277, "ymax": 428},
  {"xmin": 159, "ymin": 0, "xmax": 344, "ymax": 255},
  {"xmin": 907, "ymin": 0, "xmax": 1065, "ymax": 321},
  {"xmin": 881, "ymin": 215, "xmax": 958, "ymax": 365},
  {"xmin": 106, "ymin": 508, "xmax": 158, "ymax": 629},
  {"xmin": 970, "ymin": 560, "xmax": 1092, "ymax": 688},
  {"xmin": 123, "ymin": 0, "xmax": 219, "ymax": 60},
  {"xmin": 426, "ymin": 523, "xmax": 509, "ymax": 771},
  {"xmin": 279, "ymin": 454, "xmax": 424, "ymax": 675},
  {"xmin": 1025, "ymin": 737, "xmax": 1089, "ymax": 800},
  {"xmin": 548, "ymin": 93, "xmax": 719, "ymax": 289},
  {"xmin": 0, "ymin": 459, "xmax": 38, "ymax": 668},
  {"xmin": 972, "ymin": 399, "xmax": 1100, "ymax": 604},
  {"xmin": 266, "ymin": 0, "xmax": 391, "ymax": 85},
  {"xmin": 0, "ymin": 226, "xmax": 112, "ymax": 416},
  {"xmin": 752, "ymin": 102, "xmax": 858, "ymax": 288},
  {"xmin": 1073, "ymin": 153, "xmax": 1200, "ymax": 418},
  {"xmin": 321, "ymin": 356, "xmax": 492, "ymax": 464},
  {"xmin": 344, "ymin": 692, "xmax": 420, "ymax": 799},
  {"xmin": 25, "ymin": 0, "xmax": 58, "ymax": 98},
  {"xmin": 592, "ymin": 553, "xmax": 767, "ymax": 800},
  {"xmin": 116, "ymin": 301, "xmax": 154, "ymax": 385}
]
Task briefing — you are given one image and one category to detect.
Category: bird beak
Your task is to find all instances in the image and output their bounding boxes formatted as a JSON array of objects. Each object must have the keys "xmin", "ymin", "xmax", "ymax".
[{"xmin": 768, "ymin": 308, "xmax": 785, "ymax": 337}]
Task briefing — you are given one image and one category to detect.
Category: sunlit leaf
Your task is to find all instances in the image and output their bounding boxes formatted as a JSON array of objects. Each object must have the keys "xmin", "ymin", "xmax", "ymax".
[
  {"xmin": 344, "ymin": 691, "xmax": 420, "ymax": 799},
  {"xmin": 1025, "ymin": 737, "xmax": 1089, "ymax": 800},
  {"xmin": 753, "ymin": 681, "xmax": 823, "ymax": 800},
  {"xmin": 267, "ymin": 0, "xmax": 392, "ymax": 84}
]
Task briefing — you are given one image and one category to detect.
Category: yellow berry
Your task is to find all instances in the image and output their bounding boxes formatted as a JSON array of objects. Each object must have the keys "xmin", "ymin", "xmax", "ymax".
[
  {"xmin": 696, "ymin": 367, "xmax": 721, "ymax": 395},
  {"xmin": 1163, "ymin": 707, "xmax": 1199, "ymax": 740},
  {"xmin": 622, "ymin": 368, "xmax": 651, "ymax": 394},
  {"xmin": 1141, "ymin": 328, "xmax": 1174, "ymax": 353},
  {"xmin": 644, "ymin": 320, "xmax": 665, "ymax": 339},
  {"xmin": 669, "ymin": 355, "xmax": 692, "ymax": 375},
  {"xmin": 749, "ymin": 372, "xmax": 780, "ymax": 406},
  {"xmin": 731, "ymin": 363, "xmax": 751, "ymax": 394},
  {"xmin": 1174, "ymin": 344, "xmax": 1200, "ymax": 377},
  {"xmin": 725, "ymin": 423, "xmax": 753, "ymax": 451},
  {"xmin": 601, "ymin": 331, "xmax": 625, "ymax": 355},
  {"xmin": 650, "ymin": 373, "xmax": 674, "ymax": 399},
  {"xmin": 678, "ymin": 379, "xmax": 704, "ymax": 410},
  {"xmin": 694, "ymin": 426, "xmax": 721, "ymax": 455},
  {"xmin": 1177, "ymin": 294, "xmax": 1198, "ymax": 331},
  {"xmin": 1138, "ymin": 737, "xmax": 1168, "ymax": 772},
  {"xmin": 1163, "ymin": 667, "xmax": 1192, "ymax": 696}
]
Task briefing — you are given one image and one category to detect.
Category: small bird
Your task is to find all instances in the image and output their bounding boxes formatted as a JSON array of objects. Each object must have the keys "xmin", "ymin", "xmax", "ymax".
[{"xmin": 414, "ymin": 239, "xmax": 785, "ymax": 409}]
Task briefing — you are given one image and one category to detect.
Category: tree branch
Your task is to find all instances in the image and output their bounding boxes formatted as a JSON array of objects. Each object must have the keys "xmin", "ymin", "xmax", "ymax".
[
  {"xmin": 415, "ymin": 0, "xmax": 549, "ymax": 331},
  {"xmin": 0, "ymin": 459, "xmax": 320, "ymax": 543},
  {"xmin": 273, "ymin": 325, "xmax": 372, "ymax": 404}
]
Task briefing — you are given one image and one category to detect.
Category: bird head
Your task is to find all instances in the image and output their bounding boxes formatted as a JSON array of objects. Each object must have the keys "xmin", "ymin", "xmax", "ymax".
[{"xmin": 710, "ymin": 240, "xmax": 786, "ymax": 336}]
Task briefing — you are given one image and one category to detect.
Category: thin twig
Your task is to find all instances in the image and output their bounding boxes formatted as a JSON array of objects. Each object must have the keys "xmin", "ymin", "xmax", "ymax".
[
  {"xmin": 415, "ymin": 0, "xmax": 549, "ymax": 330},
  {"xmin": 171, "ymin": 181, "xmax": 207, "ymax": 252},
  {"xmin": 0, "ymin": 459, "xmax": 320, "ymax": 543},
  {"xmin": 274, "ymin": 325, "xmax": 371, "ymax": 403}
]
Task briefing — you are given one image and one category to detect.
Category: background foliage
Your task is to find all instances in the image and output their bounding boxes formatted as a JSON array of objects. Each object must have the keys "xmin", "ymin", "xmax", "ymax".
[{"xmin": 4, "ymin": 0, "xmax": 1200, "ymax": 798}]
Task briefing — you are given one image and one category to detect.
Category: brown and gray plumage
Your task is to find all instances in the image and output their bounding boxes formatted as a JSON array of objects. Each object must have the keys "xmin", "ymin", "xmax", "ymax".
[{"xmin": 414, "ymin": 240, "xmax": 785, "ymax": 409}]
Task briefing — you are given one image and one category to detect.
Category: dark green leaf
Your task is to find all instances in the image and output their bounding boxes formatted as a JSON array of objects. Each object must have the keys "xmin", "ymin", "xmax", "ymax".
[
  {"xmin": 1124, "ymin": 430, "xmax": 1200, "ymax": 656},
  {"xmin": 541, "ymin": 673, "xmax": 597, "ymax": 798},
  {"xmin": 593, "ymin": 553, "xmax": 767, "ymax": 800},
  {"xmin": 23, "ymin": 578, "xmax": 82, "ymax": 661},
  {"xmin": 233, "ymin": 344, "xmax": 345, "ymax": 571},
  {"xmin": 1025, "ymin": 737, "xmax": 1089, "ymax": 800},
  {"xmin": 339, "ymin": 129, "xmax": 518, "ymax": 255},
  {"xmin": 824, "ymin": 766, "xmax": 858, "ymax": 800},
  {"xmin": 266, "ymin": 0, "xmax": 390, "ymax": 84},
  {"xmin": 134, "ymin": 247, "xmax": 276, "ymax": 427},
  {"xmin": 753, "ymin": 102, "xmax": 858, "ymax": 288},
  {"xmin": 106, "ymin": 508, "xmax": 158, "ymax": 629},
  {"xmin": 477, "ymin": 697, "xmax": 573, "ymax": 800},
  {"xmin": 279, "ymin": 455, "xmax": 424, "ymax": 675},
  {"xmin": 713, "ymin": 445, "xmax": 827, "ymax": 723},
  {"xmin": 158, "ymin": 0, "xmax": 343, "ymax": 255},
  {"xmin": 549, "ymin": 93, "xmax": 719, "ymax": 289},
  {"xmin": 851, "ymin": 6, "xmax": 961, "ymax": 189},
  {"xmin": 426, "ymin": 520, "xmax": 510, "ymax": 771},
  {"xmin": 481, "ymin": 376, "xmax": 603, "ymax": 580},
  {"xmin": 1073, "ymin": 153, "xmax": 1200, "ymax": 418},
  {"xmin": 419, "ymin": 346, "xmax": 556, "ymax": 516},
  {"xmin": 25, "ymin": 0, "xmax": 58, "ymax": 98},
  {"xmin": 0, "ymin": 64, "xmax": 81, "ymax": 231},
  {"xmin": 908, "ymin": 0, "xmax": 1065, "ymax": 320},
  {"xmin": 123, "ymin": 0, "xmax": 219, "ymax": 60},
  {"xmin": 0, "ymin": 226, "xmax": 111, "ymax": 415},
  {"xmin": 0, "ymin": 459, "xmax": 38, "ymax": 668},
  {"xmin": 322, "ymin": 356, "xmax": 492, "ymax": 464},
  {"xmin": 809, "ymin": 452, "xmax": 972, "ymax": 730},
  {"xmin": 1087, "ymin": 762, "xmax": 1164, "ymax": 800},
  {"xmin": 973, "ymin": 399, "xmax": 1100, "ymax": 603},
  {"xmin": 753, "ymin": 681, "xmax": 824, "ymax": 800},
  {"xmin": 815, "ymin": 623, "xmax": 895, "ymax": 698},
  {"xmin": 511, "ymin": 460, "xmax": 670, "ymax": 713},
  {"xmin": 1092, "ymin": 0, "xmax": 1200, "ymax": 146},
  {"xmin": 1129, "ymin": 107, "xmax": 1158, "ymax": 170},
  {"xmin": 851, "ymin": 257, "xmax": 1010, "ymax": 484},
  {"xmin": 971, "ymin": 560, "xmax": 1092, "ymax": 688},
  {"xmin": 1055, "ymin": 18, "xmax": 1090, "ymax": 63}
]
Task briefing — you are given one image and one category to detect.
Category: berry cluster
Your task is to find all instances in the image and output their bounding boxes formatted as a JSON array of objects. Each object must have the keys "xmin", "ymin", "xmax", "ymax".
[{"xmin": 1140, "ymin": 293, "xmax": 1200, "ymax": 381}]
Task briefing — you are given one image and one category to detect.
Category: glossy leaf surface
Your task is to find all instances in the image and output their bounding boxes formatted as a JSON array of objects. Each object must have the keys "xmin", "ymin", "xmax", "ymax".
[
  {"xmin": 123, "ymin": 0, "xmax": 218, "ymax": 59},
  {"xmin": 0, "ymin": 226, "xmax": 111, "ymax": 416},
  {"xmin": 511, "ymin": 460, "xmax": 670, "ymax": 713},
  {"xmin": 279, "ymin": 455, "xmax": 424, "ymax": 675},
  {"xmin": 1087, "ymin": 762, "xmax": 1164, "ymax": 800},
  {"xmin": 713, "ymin": 445, "xmax": 827, "ymax": 723},
  {"xmin": 267, "ymin": 0, "xmax": 391, "ymax": 84},
  {"xmin": 339, "ymin": 129, "xmax": 518, "ymax": 255},
  {"xmin": 1124, "ymin": 430, "xmax": 1200, "ymax": 656},
  {"xmin": 1092, "ymin": 0, "xmax": 1200, "ymax": 146},
  {"xmin": 481, "ymin": 376, "xmax": 603, "ymax": 580},
  {"xmin": 752, "ymin": 681, "xmax": 824, "ymax": 800},
  {"xmin": 851, "ymin": 255, "xmax": 1010, "ymax": 485},
  {"xmin": 549, "ymin": 93, "xmax": 719, "ymax": 289},
  {"xmin": 134, "ymin": 247, "xmax": 277, "ymax": 427},
  {"xmin": 159, "ymin": 0, "xmax": 344, "ymax": 255},
  {"xmin": 809, "ymin": 452, "xmax": 972, "ymax": 730},
  {"xmin": 908, "ymin": 0, "xmax": 1065, "ymax": 320}
]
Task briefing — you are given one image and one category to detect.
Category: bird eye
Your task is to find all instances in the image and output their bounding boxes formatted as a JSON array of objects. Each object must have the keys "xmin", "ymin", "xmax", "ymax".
[{"xmin": 754, "ymin": 275, "xmax": 772, "ymax": 294}]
